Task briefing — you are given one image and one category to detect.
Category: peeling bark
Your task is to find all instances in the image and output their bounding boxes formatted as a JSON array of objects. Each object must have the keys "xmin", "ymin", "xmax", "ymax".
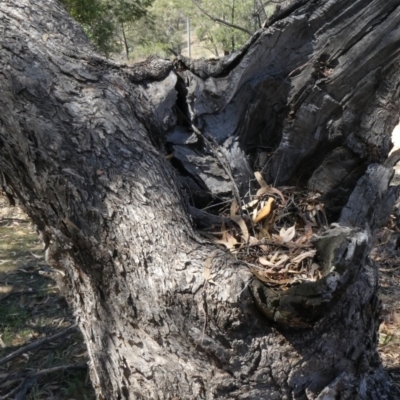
[{"xmin": 1, "ymin": 0, "xmax": 400, "ymax": 399}]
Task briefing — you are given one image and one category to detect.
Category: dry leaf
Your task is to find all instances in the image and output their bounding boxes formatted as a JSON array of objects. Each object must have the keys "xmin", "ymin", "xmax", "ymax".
[
  {"xmin": 256, "ymin": 187, "xmax": 268, "ymax": 197},
  {"xmin": 292, "ymin": 250, "xmax": 316, "ymax": 264},
  {"xmin": 259, "ymin": 257, "xmax": 277, "ymax": 267},
  {"xmin": 262, "ymin": 211, "xmax": 274, "ymax": 234},
  {"xmin": 221, "ymin": 221, "xmax": 227, "ymax": 242},
  {"xmin": 249, "ymin": 236, "xmax": 259, "ymax": 245},
  {"xmin": 279, "ymin": 225, "xmax": 296, "ymax": 243},
  {"xmin": 270, "ymin": 251, "xmax": 280, "ymax": 263},
  {"xmin": 242, "ymin": 199, "xmax": 259, "ymax": 210},
  {"xmin": 254, "ymin": 171, "xmax": 268, "ymax": 188},
  {"xmin": 258, "ymin": 228, "xmax": 271, "ymax": 240},
  {"xmin": 272, "ymin": 234, "xmax": 283, "ymax": 244},
  {"xmin": 249, "ymin": 267, "xmax": 274, "ymax": 284},
  {"xmin": 253, "ymin": 197, "xmax": 275, "ymax": 224},
  {"xmin": 275, "ymin": 254, "xmax": 289, "ymax": 266},
  {"xmin": 256, "ymin": 186, "xmax": 286, "ymax": 204},
  {"xmin": 231, "ymin": 215, "xmax": 249, "ymax": 242},
  {"xmin": 294, "ymin": 235, "xmax": 308, "ymax": 246},
  {"xmin": 251, "ymin": 267, "xmax": 294, "ymax": 285},
  {"xmin": 252, "ymin": 206, "xmax": 258, "ymax": 221},
  {"xmin": 230, "ymin": 199, "xmax": 239, "ymax": 217},
  {"xmin": 214, "ymin": 236, "xmax": 238, "ymax": 250},
  {"xmin": 258, "ymin": 254, "xmax": 289, "ymax": 268}
]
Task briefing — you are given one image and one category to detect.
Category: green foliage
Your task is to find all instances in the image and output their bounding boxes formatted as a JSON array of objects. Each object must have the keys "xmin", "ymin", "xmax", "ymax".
[
  {"xmin": 60, "ymin": 0, "xmax": 100, "ymax": 25},
  {"xmin": 105, "ymin": 0, "xmax": 153, "ymax": 24},
  {"xmin": 61, "ymin": 0, "xmax": 277, "ymax": 60},
  {"xmin": 196, "ymin": 0, "xmax": 255, "ymax": 55},
  {"xmin": 60, "ymin": 0, "xmax": 153, "ymax": 56},
  {"xmin": 120, "ymin": 0, "xmax": 193, "ymax": 59},
  {"xmin": 127, "ymin": 0, "xmax": 267, "ymax": 59}
]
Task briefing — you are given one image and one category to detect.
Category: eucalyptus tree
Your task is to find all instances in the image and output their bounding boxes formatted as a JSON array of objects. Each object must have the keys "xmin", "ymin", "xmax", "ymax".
[{"xmin": 60, "ymin": 0, "xmax": 153, "ymax": 56}]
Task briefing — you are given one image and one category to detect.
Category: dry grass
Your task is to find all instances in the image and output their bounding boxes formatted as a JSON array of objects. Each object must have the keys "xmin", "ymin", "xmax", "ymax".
[
  {"xmin": 372, "ymin": 223, "xmax": 400, "ymax": 389},
  {"xmin": 0, "ymin": 197, "xmax": 95, "ymax": 400}
]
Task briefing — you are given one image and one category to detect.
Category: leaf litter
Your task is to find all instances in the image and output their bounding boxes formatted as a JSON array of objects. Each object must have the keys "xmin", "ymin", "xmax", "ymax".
[
  {"xmin": 201, "ymin": 172, "xmax": 329, "ymax": 288},
  {"xmin": 370, "ymin": 218, "xmax": 400, "ymax": 387},
  {"xmin": 200, "ymin": 173, "xmax": 400, "ymax": 384}
]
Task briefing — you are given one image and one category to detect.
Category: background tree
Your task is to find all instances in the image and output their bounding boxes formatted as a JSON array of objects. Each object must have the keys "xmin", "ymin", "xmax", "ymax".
[
  {"xmin": 59, "ymin": 0, "xmax": 278, "ymax": 60},
  {"xmin": 119, "ymin": 0, "xmax": 274, "ymax": 60},
  {"xmin": 192, "ymin": 0, "xmax": 255, "ymax": 55},
  {"xmin": 60, "ymin": 0, "xmax": 153, "ymax": 56},
  {"xmin": 108, "ymin": 0, "xmax": 195, "ymax": 59},
  {"xmin": 1, "ymin": 0, "xmax": 400, "ymax": 399}
]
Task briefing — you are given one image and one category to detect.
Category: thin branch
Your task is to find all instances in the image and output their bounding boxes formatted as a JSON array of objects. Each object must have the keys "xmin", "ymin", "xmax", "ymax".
[
  {"xmin": 0, "ymin": 377, "xmax": 36, "ymax": 400},
  {"xmin": 190, "ymin": 123, "xmax": 243, "ymax": 218},
  {"xmin": 173, "ymin": 106, "xmax": 243, "ymax": 216},
  {"xmin": 191, "ymin": 0, "xmax": 253, "ymax": 36},
  {"xmin": 168, "ymin": 47, "xmax": 179, "ymax": 57},
  {"xmin": 2, "ymin": 364, "xmax": 87, "ymax": 382},
  {"xmin": 0, "ymin": 365, "xmax": 87, "ymax": 400},
  {"xmin": 256, "ymin": 0, "xmax": 286, "ymax": 16},
  {"xmin": 0, "ymin": 324, "xmax": 77, "ymax": 366}
]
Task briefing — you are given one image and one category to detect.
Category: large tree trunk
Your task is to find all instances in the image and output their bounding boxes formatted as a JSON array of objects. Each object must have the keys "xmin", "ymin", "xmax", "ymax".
[{"xmin": 1, "ymin": 0, "xmax": 400, "ymax": 398}]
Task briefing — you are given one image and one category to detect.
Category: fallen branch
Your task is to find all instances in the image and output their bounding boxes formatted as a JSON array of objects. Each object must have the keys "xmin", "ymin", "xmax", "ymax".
[
  {"xmin": 0, "ymin": 365, "xmax": 87, "ymax": 400},
  {"xmin": 0, "ymin": 324, "xmax": 77, "ymax": 366},
  {"xmin": 0, "ymin": 377, "xmax": 36, "ymax": 400},
  {"xmin": 1, "ymin": 363, "xmax": 87, "ymax": 382}
]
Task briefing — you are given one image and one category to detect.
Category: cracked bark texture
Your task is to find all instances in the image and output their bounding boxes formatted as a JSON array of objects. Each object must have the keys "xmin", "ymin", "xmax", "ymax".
[{"xmin": 1, "ymin": 0, "xmax": 400, "ymax": 399}]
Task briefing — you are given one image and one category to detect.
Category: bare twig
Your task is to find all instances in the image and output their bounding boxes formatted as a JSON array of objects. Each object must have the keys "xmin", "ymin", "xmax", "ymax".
[
  {"xmin": 191, "ymin": 0, "xmax": 253, "ymax": 35},
  {"xmin": 191, "ymin": 123, "xmax": 244, "ymax": 218},
  {"xmin": 172, "ymin": 106, "xmax": 244, "ymax": 217},
  {"xmin": 0, "ymin": 365, "xmax": 86, "ymax": 400},
  {"xmin": 0, "ymin": 324, "xmax": 77, "ymax": 366},
  {"xmin": 2, "ymin": 363, "xmax": 87, "ymax": 382},
  {"xmin": 0, "ymin": 377, "xmax": 35, "ymax": 400}
]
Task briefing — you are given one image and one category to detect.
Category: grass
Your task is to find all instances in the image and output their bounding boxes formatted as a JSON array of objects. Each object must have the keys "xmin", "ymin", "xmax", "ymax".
[{"xmin": 0, "ymin": 197, "xmax": 95, "ymax": 400}]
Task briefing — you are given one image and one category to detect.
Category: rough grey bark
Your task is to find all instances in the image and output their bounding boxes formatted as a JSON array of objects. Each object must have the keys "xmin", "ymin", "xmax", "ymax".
[{"xmin": 1, "ymin": 0, "xmax": 400, "ymax": 399}]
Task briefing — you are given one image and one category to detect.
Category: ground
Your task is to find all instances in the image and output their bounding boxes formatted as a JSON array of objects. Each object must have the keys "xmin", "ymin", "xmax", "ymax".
[
  {"xmin": 0, "ymin": 196, "xmax": 95, "ymax": 399},
  {"xmin": 372, "ymin": 216, "xmax": 400, "ymax": 390},
  {"xmin": 0, "ymin": 193, "xmax": 399, "ymax": 398}
]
